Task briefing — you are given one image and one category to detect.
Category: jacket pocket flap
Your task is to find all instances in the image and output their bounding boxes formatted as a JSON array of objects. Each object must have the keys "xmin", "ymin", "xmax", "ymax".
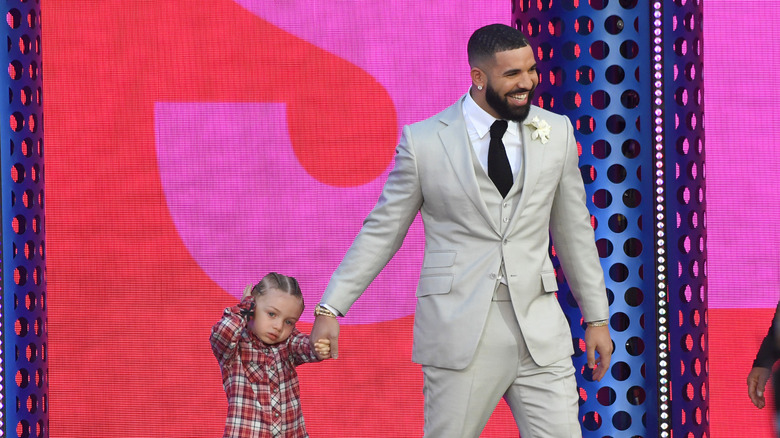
[
  {"xmin": 423, "ymin": 250, "xmax": 456, "ymax": 268},
  {"xmin": 416, "ymin": 274, "xmax": 454, "ymax": 297},
  {"xmin": 541, "ymin": 271, "xmax": 558, "ymax": 292}
]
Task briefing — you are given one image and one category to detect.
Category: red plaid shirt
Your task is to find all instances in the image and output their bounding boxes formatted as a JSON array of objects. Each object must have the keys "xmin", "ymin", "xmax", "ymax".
[{"xmin": 211, "ymin": 297, "xmax": 319, "ymax": 438}]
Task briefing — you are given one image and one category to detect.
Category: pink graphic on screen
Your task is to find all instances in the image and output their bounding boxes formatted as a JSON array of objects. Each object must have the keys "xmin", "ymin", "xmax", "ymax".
[
  {"xmin": 155, "ymin": 1, "xmax": 509, "ymax": 324},
  {"xmin": 704, "ymin": 2, "xmax": 780, "ymax": 309}
]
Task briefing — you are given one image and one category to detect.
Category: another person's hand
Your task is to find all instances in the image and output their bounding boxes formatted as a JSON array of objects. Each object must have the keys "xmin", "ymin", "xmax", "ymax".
[
  {"xmin": 585, "ymin": 325, "xmax": 612, "ymax": 381},
  {"xmin": 747, "ymin": 366, "xmax": 771, "ymax": 409},
  {"xmin": 311, "ymin": 313, "xmax": 340, "ymax": 359},
  {"xmin": 313, "ymin": 339, "xmax": 331, "ymax": 360}
]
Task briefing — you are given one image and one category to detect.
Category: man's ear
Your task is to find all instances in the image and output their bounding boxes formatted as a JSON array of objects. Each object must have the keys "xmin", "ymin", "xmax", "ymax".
[{"xmin": 470, "ymin": 67, "xmax": 485, "ymax": 89}]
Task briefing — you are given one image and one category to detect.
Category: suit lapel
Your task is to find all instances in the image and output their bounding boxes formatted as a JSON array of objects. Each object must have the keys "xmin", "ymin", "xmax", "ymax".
[
  {"xmin": 438, "ymin": 97, "xmax": 500, "ymax": 234},
  {"xmin": 510, "ymin": 107, "xmax": 545, "ymax": 224}
]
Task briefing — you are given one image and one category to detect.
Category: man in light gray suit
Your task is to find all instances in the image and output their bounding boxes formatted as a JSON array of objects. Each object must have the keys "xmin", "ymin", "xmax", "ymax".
[{"xmin": 311, "ymin": 24, "xmax": 612, "ymax": 437}]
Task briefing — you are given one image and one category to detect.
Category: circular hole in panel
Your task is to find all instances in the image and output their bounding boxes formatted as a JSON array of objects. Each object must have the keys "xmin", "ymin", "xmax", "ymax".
[
  {"xmin": 575, "ymin": 16, "xmax": 593, "ymax": 35},
  {"xmin": 625, "ymin": 287, "xmax": 643, "ymax": 306},
  {"xmin": 625, "ymin": 336, "xmax": 645, "ymax": 355},
  {"xmin": 26, "ymin": 291, "xmax": 36, "ymax": 310},
  {"xmin": 621, "ymin": 89, "xmax": 639, "ymax": 109},
  {"xmin": 606, "ymin": 65, "xmax": 625, "ymax": 84},
  {"xmin": 548, "ymin": 17, "xmax": 564, "ymax": 37},
  {"xmin": 622, "ymin": 188, "xmax": 641, "ymax": 208},
  {"xmin": 582, "ymin": 411, "xmax": 602, "ymax": 431},
  {"xmin": 610, "ymin": 312, "xmax": 630, "ymax": 331},
  {"xmin": 538, "ymin": 92, "xmax": 555, "ymax": 109},
  {"xmin": 576, "ymin": 65, "xmax": 594, "ymax": 84},
  {"xmin": 26, "ymin": 342, "xmax": 37, "ymax": 362},
  {"xmin": 564, "ymin": 91, "xmax": 582, "ymax": 109},
  {"xmin": 589, "ymin": 40, "xmax": 610, "ymax": 60},
  {"xmin": 623, "ymin": 238, "xmax": 642, "ymax": 257},
  {"xmin": 607, "ymin": 164, "xmax": 627, "ymax": 183},
  {"xmin": 608, "ymin": 213, "xmax": 627, "ymax": 233},
  {"xmin": 7, "ymin": 9, "xmax": 21, "ymax": 29},
  {"xmin": 13, "ymin": 214, "xmax": 26, "ymax": 233},
  {"xmin": 581, "ymin": 164, "xmax": 596, "ymax": 184},
  {"xmin": 684, "ymin": 382, "xmax": 694, "ymax": 401},
  {"xmin": 11, "ymin": 111, "xmax": 24, "ymax": 131},
  {"xmin": 550, "ymin": 67, "xmax": 565, "ymax": 87},
  {"xmin": 622, "ymin": 139, "xmax": 640, "ymax": 158},
  {"xmin": 591, "ymin": 140, "xmax": 611, "ymax": 158},
  {"xmin": 589, "ymin": 0, "xmax": 609, "ymax": 10},
  {"xmin": 620, "ymin": 40, "xmax": 638, "ymax": 59},
  {"xmin": 9, "ymin": 59, "xmax": 23, "ymax": 80},
  {"xmin": 18, "ymin": 420, "xmax": 30, "ymax": 438},
  {"xmin": 612, "ymin": 411, "xmax": 632, "ymax": 431},
  {"xmin": 562, "ymin": 41, "xmax": 581, "ymax": 60},
  {"xmin": 526, "ymin": 18, "xmax": 542, "ymax": 37},
  {"xmin": 609, "ymin": 263, "xmax": 629, "ymax": 282},
  {"xmin": 677, "ymin": 137, "xmax": 690, "ymax": 154},
  {"xmin": 682, "ymin": 333, "xmax": 694, "ymax": 352},
  {"xmin": 14, "ymin": 266, "xmax": 27, "ymax": 286},
  {"xmin": 592, "ymin": 189, "xmax": 612, "ymax": 208},
  {"xmin": 16, "ymin": 368, "xmax": 29, "ymax": 388},
  {"xmin": 561, "ymin": 0, "xmax": 578, "ymax": 9},
  {"xmin": 611, "ymin": 361, "xmax": 631, "ymax": 381},
  {"xmin": 596, "ymin": 238, "xmax": 613, "ymax": 258},
  {"xmin": 27, "ymin": 394, "xmax": 37, "ymax": 413},
  {"xmin": 607, "ymin": 114, "xmax": 626, "ymax": 133},
  {"xmin": 15, "ymin": 317, "xmax": 28, "ymax": 336},
  {"xmin": 591, "ymin": 90, "xmax": 611, "ymax": 110},
  {"xmin": 627, "ymin": 386, "xmax": 646, "ymax": 405},
  {"xmin": 674, "ymin": 37, "xmax": 688, "ymax": 56},
  {"xmin": 620, "ymin": 0, "xmax": 639, "ymax": 7},
  {"xmin": 577, "ymin": 116, "xmax": 595, "ymax": 134},
  {"xmin": 605, "ymin": 15, "xmax": 624, "ymax": 34},
  {"xmin": 597, "ymin": 386, "xmax": 616, "ymax": 406}
]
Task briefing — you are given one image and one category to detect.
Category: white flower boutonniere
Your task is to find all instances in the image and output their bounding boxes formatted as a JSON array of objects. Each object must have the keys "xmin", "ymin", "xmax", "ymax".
[{"xmin": 525, "ymin": 116, "xmax": 551, "ymax": 144}]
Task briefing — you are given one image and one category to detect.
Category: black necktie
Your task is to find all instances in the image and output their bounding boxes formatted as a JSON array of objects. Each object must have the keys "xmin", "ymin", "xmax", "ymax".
[{"xmin": 488, "ymin": 119, "xmax": 512, "ymax": 197}]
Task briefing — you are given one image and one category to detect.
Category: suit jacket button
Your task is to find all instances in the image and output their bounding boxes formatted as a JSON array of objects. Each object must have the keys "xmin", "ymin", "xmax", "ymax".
[
  {"xmin": 489, "ymin": 273, "xmax": 496, "ymax": 280},
  {"xmin": 503, "ymin": 239, "xmax": 508, "ymax": 245}
]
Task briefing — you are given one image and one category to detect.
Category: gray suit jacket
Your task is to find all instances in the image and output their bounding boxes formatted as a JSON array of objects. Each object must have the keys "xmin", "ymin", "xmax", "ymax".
[{"xmin": 322, "ymin": 95, "xmax": 608, "ymax": 370}]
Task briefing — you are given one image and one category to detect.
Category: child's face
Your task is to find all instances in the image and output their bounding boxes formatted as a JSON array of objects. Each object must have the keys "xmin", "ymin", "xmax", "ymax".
[{"xmin": 251, "ymin": 288, "xmax": 304, "ymax": 345}]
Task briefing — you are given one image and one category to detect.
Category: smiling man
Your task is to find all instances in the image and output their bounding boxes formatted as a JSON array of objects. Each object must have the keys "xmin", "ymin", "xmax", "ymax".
[{"xmin": 312, "ymin": 23, "xmax": 612, "ymax": 438}]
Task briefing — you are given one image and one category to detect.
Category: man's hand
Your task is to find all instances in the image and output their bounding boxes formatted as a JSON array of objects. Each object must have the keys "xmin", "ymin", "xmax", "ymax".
[
  {"xmin": 311, "ymin": 314, "xmax": 340, "ymax": 359},
  {"xmin": 747, "ymin": 366, "xmax": 771, "ymax": 409},
  {"xmin": 585, "ymin": 325, "xmax": 612, "ymax": 381}
]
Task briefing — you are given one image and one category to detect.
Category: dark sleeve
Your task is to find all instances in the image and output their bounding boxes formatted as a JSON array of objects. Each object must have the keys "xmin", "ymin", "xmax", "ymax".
[{"xmin": 753, "ymin": 301, "xmax": 780, "ymax": 369}]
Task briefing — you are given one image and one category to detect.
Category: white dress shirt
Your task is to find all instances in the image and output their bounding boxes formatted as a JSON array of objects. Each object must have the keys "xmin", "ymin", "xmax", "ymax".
[{"xmin": 462, "ymin": 90, "xmax": 523, "ymax": 181}]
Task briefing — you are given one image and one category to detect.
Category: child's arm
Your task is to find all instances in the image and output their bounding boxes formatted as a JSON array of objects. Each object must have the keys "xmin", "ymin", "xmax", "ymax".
[
  {"xmin": 210, "ymin": 296, "xmax": 254, "ymax": 366},
  {"xmin": 287, "ymin": 330, "xmax": 323, "ymax": 365}
]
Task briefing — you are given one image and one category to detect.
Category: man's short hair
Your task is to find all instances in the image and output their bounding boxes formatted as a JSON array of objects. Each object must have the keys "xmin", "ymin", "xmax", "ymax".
[{"xmin": 467, "ymin": 24, "xmax": 531, "ymax": 68}]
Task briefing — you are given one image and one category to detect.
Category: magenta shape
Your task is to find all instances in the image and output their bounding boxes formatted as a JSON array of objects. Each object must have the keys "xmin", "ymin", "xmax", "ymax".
[{"xmin": 155, "ymin": 102, "xmax": 424, "ymax": 324}]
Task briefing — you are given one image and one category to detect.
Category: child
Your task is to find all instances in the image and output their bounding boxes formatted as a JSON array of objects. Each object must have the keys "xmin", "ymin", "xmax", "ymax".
[{"xmin": 210, "ymin": 272, "xmax": 331, "ymax": 438}]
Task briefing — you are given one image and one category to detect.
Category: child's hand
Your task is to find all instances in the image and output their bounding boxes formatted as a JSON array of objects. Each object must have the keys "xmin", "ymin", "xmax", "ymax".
[
  {"xmin": 242, "ymin": 284, "xmax": 253, "ymax": 299},
  {"xmin": 314, "ymin": 339, "xmax": 331, "ymax": 360}
]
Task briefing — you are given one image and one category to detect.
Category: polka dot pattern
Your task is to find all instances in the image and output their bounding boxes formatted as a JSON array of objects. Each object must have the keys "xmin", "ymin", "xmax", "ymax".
[
  {"xmin": 512, "ymin": 0, "xmax": 706, "ymax": 436},
  {"xmin": 4, "ymin": 1, "xmax": 46, "ymax": 436}
]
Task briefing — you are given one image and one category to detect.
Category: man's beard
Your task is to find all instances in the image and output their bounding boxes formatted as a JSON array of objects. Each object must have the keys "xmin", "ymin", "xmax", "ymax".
[{"xmin": 485, "ymin": 83, "xmax": 534, "ymax": 122}]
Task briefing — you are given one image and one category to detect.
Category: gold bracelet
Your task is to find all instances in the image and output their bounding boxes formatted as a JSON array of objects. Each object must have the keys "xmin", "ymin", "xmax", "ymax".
[
  {"xmin": 314, "ymin": 304, "xmax": 337, "ymax": 318},
  {"xmin": 587, "ymin": 319, "xmax": 609, "ymax": 327}
]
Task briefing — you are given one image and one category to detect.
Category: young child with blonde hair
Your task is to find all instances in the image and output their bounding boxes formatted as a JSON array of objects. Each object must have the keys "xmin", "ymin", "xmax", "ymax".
[{"xmin": 211, "ymin": 272, "xmax": 330, "ymax": 438}]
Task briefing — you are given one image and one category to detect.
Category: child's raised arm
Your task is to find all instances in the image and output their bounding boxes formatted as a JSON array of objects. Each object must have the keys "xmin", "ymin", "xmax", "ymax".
[{"xmin": 210, "ymin": 296, "xmax": 254, "ymax": 366}]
